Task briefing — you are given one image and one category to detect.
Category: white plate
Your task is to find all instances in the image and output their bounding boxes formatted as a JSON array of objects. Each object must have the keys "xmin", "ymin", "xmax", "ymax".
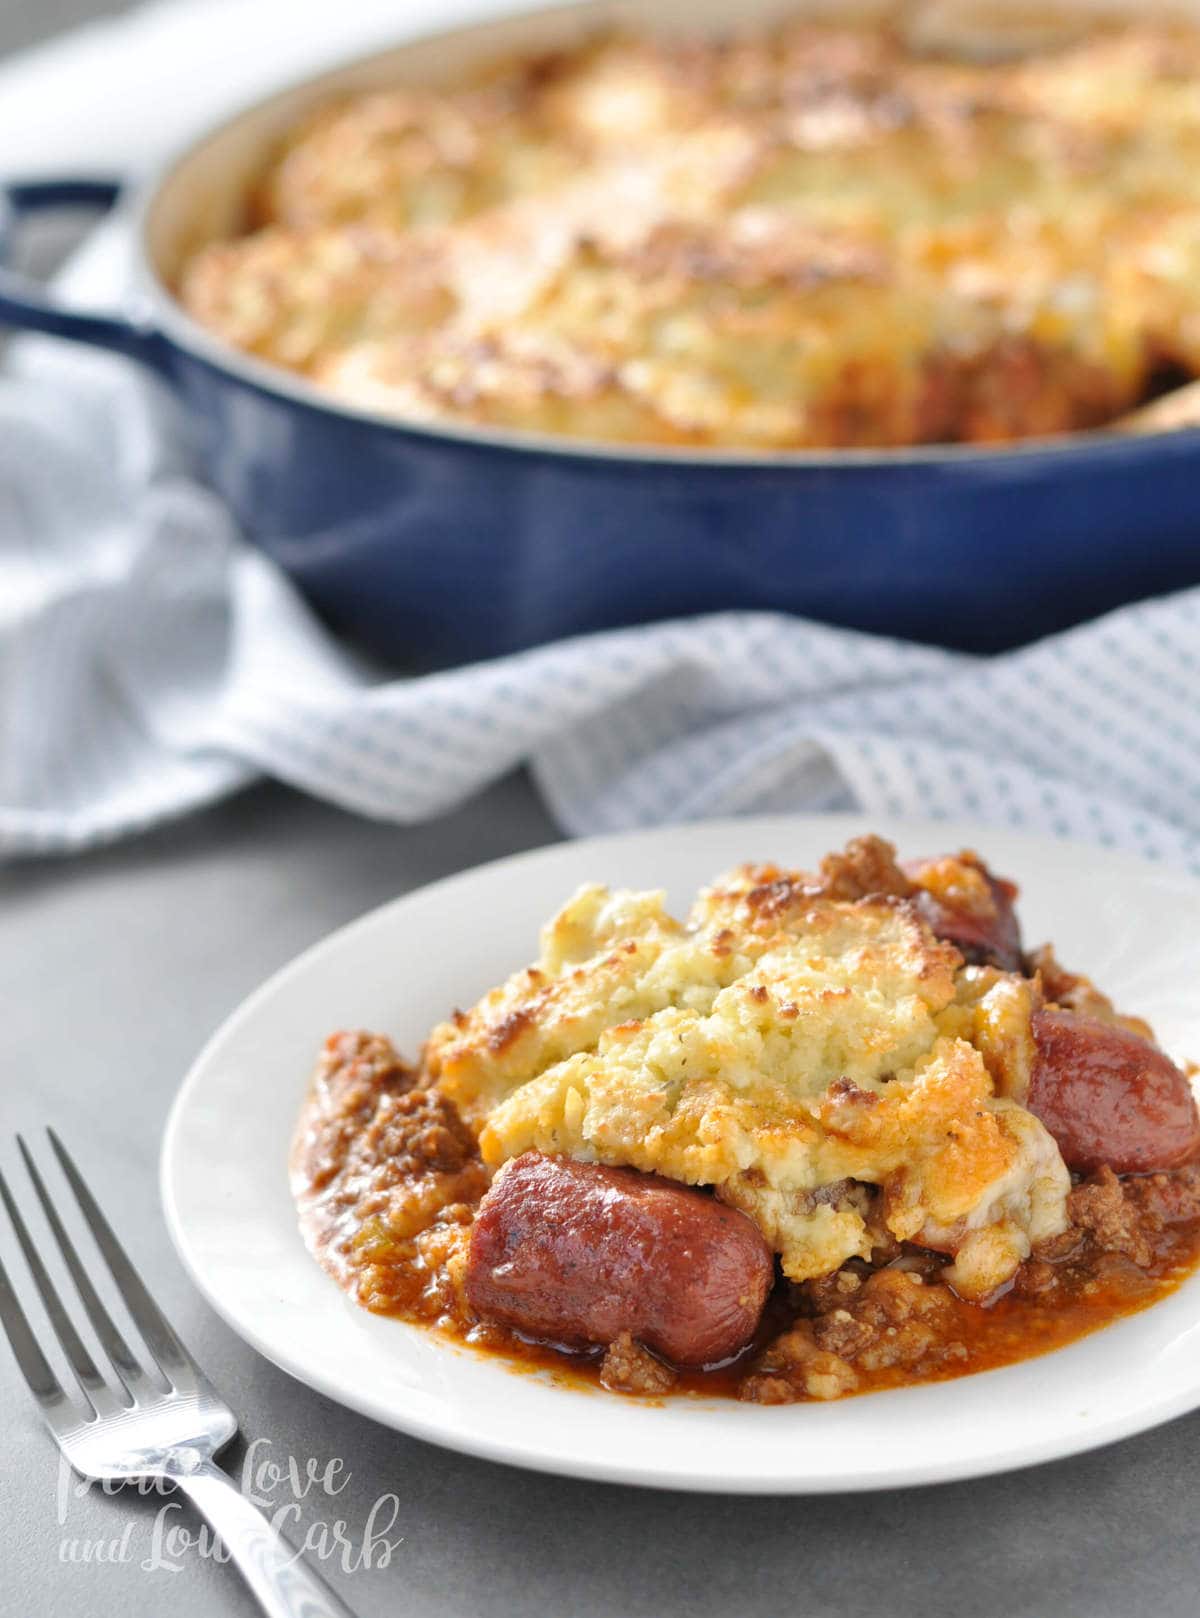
[{"xmin": 161, "ymin": 815, "xmax": 1200, "ymax": 1493}]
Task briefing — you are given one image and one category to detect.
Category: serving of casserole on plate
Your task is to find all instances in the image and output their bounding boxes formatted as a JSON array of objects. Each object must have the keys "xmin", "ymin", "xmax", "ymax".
[
  {"xmin": 162, "ymin": 819, "xmax": 1200, "ymax": 1490},
  {"xmin": 289, "ymin": 833, "xmax": 1200, "ymax": 1405},
  {"xmin": 180, "ymin": 8, "xmax": 1200, "ymax": 450}
]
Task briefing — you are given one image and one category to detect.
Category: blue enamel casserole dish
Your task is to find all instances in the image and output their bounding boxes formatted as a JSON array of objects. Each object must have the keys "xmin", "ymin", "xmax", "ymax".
[{"xmin": 3, "ymin": 0, "xmax": 1200, "ymax": 669}]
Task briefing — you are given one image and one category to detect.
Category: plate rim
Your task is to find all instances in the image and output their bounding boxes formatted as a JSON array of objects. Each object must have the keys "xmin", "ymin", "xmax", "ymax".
[{"xmin": 160, "ymin": 813, "xmax": 1200, "ymax": 1493}]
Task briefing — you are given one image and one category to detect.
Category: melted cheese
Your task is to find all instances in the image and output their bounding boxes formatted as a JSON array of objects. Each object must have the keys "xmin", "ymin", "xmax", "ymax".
[
  {"xmin": 427, "ymin": 870, "xmax": 1069, "ymax": 1296},
  {"xmin": 181, "ymin": 17, "xmax": 1200, "ymax": 448}
]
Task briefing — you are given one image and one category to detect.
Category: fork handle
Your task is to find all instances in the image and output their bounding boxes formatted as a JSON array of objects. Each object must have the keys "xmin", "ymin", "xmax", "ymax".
[{"xmin": 172, "ymin": 1457, "xmax": 360, "ymax": 1618}]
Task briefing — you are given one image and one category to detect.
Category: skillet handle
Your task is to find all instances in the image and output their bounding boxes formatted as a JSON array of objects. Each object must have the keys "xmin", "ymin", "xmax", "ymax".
[{"xmin": 0, "ymin": 177, "xmax": 169, "ymax": 371}]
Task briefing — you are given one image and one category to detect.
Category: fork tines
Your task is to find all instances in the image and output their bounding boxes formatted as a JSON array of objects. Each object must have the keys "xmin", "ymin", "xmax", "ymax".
[{"xmin": 0, "ymin": 1130, "xmax": 197, "ymax": 1426}]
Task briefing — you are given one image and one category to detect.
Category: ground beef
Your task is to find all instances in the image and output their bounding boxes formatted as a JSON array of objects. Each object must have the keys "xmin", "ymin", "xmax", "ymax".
[
  {"xmin": 853, "ymin": 1268, "xmax": 954, "ymax": 1329},
  {"xmin": 298, "ymin": 1030, "xmax": 480, "ymax": 1198},
  {"xmin": 599, "ymin": 1332, "xmax": 678, "ymax": 1395},
  {"xmin": 292, "ymin": 1029, "xmax": 489, "ymax": 1315},
  {"xmin": 296, "ymin": 1030, "xmax": 422, "ymax": 1192},
  {"xmin": 1125, "ymin": 1161, "xmax": 1200, "ymax": 1227},
  {"xmin": 1068, "ymin": 1166, "xmax": 1155, "ymax": 1269},
  {"xmin": 357, "ymin": 1085, "xmax": 479, "ymax": 1183},
  {"xmin": 1032, "ymin": 1227, "xmax": 1085, "ymax": 1263},
  {"xmin": 1011, "ymin": 1258, "xmax": 1059, "ymax": 1299},
  {"xmin": 740, "ymin": 1320, "xmax": 861, "ymax": 1402},
  {"xmin": 323, "ymin": 1029, "xmax": 419, "ymax": 1090},
  {"xmin": 813, "ymin": 836, "xmax": 915, "ymax": 903},
  {"xmin": 802, "ymin": 1266, "xmax": 865, "ymax": 1314},
  {"xmin": 738, "ymin": 1373, "xmax": 803, "ymax": 1405},
  {"xmin": 1012, "ymin": 1163, "xmax": 1200, "ymax": 1301},
  {"xmin": 811, "ymin": 1308, "xmax": 875, "ymax": 1359},
  {"xmin": 331, "ymin": 1082, "xmax": 487, "ymax": 1259},
  {"xmin": 740, "ymin": 1267, "xmax": 961, "ymax": 1402},
  {"xmin": 849, "ymin": 1270, "xmax": 959, "ymax": 1371}
]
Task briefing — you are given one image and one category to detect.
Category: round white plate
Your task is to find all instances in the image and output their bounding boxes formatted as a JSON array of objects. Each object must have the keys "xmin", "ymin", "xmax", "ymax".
[{"xmin": 161, "ymin": 815, "xmax": 1200, "ymax": 1493}]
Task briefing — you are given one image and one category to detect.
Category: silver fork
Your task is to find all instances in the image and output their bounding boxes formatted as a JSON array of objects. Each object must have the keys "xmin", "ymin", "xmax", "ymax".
[{"xmin": 0, "ymin": 1130, "xmax": 358, "ymax": 1618}]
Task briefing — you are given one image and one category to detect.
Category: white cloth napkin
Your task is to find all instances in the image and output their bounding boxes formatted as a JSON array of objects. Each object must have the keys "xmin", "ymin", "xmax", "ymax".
[{"xmin": 3, "ymin": 0, "xmax": 1199, "ymax": 866}]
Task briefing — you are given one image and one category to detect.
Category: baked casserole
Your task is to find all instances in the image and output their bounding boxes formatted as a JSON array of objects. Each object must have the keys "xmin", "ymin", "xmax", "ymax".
[
  {"xmin": 291, "ymin": 837, "xmax": 1200, "ymax": 1403},
  {"xmin": 181, "ymin": 12, "xmax": 1200, "ymax": 450}
]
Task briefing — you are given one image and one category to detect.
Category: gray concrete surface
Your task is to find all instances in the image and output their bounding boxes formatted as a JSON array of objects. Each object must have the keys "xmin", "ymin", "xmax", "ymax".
[{"xmin": 0, "ymin": 0, "xmax": 136, "ymax": 58}]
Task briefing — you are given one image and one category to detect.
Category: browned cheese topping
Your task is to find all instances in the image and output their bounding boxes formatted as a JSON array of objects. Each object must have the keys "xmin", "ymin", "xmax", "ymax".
[{"xmin": 183, "ymin": 15, "xmax": 1200, "ymax": 449}]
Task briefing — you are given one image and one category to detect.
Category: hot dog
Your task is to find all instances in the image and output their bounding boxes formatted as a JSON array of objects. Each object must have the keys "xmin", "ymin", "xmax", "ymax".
[
  {"xmin": 1028, "ymin": 1008, "xmax": 1200, "ymax": 1174},
  {"xmin": 906, "ymin": 854, "xmax": 1024, "ymax": 972},
  {"xmin": 466, "ymin": 1151, "xmax": 774, "ymax": 1366}
]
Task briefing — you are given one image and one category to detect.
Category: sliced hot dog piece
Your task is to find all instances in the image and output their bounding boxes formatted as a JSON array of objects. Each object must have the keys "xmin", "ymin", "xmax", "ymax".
[
  {"xmin": 905, "ymin": 853, "xmax": 1023, "ymax": 972},
  {"xmin": 1028, "ymin": 1008, "xmax": 1200, "ymax": 1174},
  {"xmin": 466, "ymin": 1151, "xmax": 774, "ymax": 1367}
]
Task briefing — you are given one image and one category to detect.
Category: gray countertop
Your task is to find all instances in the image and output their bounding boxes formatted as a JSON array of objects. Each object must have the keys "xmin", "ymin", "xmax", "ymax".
[{"xmin": 2, "ymin": 5, "xmax": 1199, "ymax": 1616}]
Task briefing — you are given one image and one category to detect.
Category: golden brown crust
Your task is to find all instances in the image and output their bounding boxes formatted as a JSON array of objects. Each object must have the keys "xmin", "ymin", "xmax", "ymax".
[
  {"xmin": 181, "ymin": 19, "xmax": 1200, "ymax": 448},
  {"xmin": 426, "ymin": 848, "xmax": 1065, "ymax": 1297}
]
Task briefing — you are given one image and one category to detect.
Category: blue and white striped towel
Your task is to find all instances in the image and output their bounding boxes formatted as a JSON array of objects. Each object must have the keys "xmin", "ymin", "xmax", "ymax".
[{"xmin": 2, "ymin": 0, "xmax": 1200, "ymax": 865}]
